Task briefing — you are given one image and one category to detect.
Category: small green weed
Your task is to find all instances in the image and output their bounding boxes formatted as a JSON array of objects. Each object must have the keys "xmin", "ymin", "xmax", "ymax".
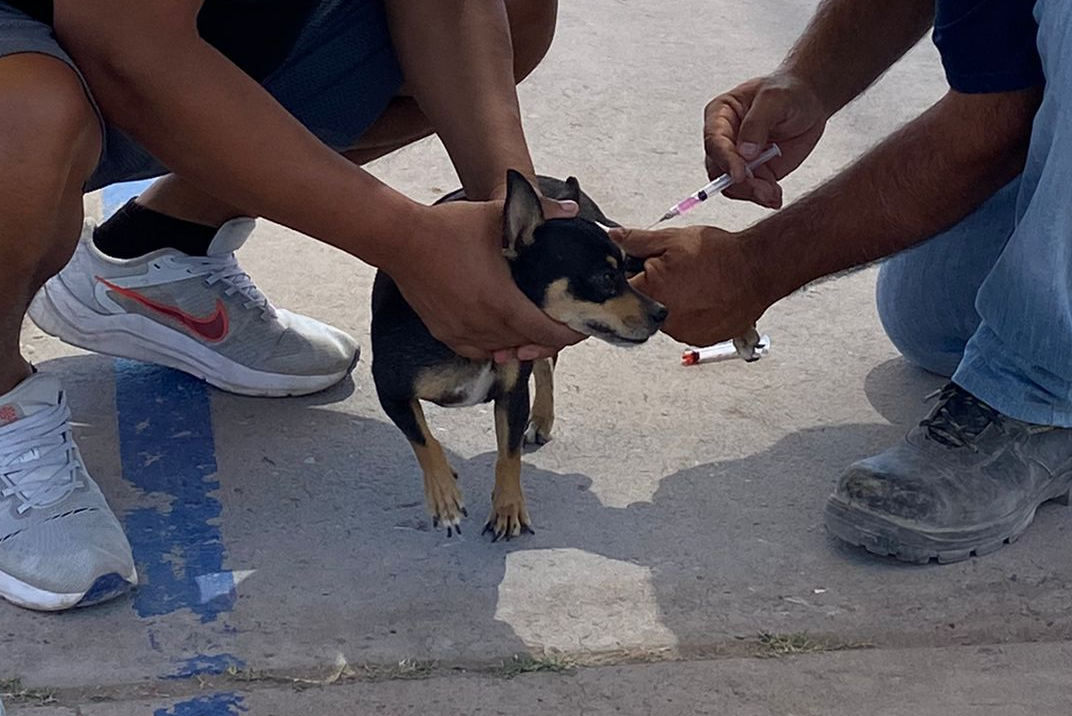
[
  {"xmin": 499, "ymin": 652, "xmax": 576, "ymax": 678},
  {"xmin": 754, "ymin": 632, "xmax": 826, "ymax": 658},
  {"xmin": 0, "ymin": 677, "xmax": 57, "ymax": 705}
]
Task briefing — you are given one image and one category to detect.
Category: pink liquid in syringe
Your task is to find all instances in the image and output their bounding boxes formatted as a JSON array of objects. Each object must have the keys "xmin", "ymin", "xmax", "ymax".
[{"xmin": 675, "ymin": 196, "xmax": 702, "ymax": 214}]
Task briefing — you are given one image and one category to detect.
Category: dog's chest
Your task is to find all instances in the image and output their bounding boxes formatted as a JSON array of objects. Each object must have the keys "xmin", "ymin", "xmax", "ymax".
[
  {"xmin": 448, "ymin": 363, "xmax": 497, "ymax": 407},
  {"xmin": 416, "ymin": 361, "xmax": 507, "ymax": 408}
]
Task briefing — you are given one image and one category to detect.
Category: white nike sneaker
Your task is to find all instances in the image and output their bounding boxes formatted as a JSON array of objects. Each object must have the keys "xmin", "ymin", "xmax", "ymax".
[
  {"xmin": 0, "ymin": 373, "xmax": 136, "ymax": 611},
  {"xmin": 29, "ymin": 219, "xmax": 359, "ymax": 397}
]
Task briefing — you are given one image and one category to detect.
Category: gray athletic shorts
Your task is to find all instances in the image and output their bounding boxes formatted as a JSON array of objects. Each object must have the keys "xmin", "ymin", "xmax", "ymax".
[{"xmin": 0, "ymin": 1, "xmax": 404, "ymax": 191}]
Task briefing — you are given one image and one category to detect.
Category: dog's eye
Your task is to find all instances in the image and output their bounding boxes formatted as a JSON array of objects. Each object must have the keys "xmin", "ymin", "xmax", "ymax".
[{"xmin": 593, "ymin": 269, "xmax": 619, "ymax": 295}]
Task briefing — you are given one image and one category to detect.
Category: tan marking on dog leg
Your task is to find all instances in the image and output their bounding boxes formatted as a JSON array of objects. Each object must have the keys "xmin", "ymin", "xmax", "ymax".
[
  {"xmin": 495, "ymin": 359, "xmax": 522, "ymax": 393},
  {"xmin": 484, "ymin": 397, "xmax": 532, "ymax": 541},
  {"xmin": 524, "ymin": 357, "xmax": 555, "ymax": 446},
  {"xmin": 406, "ymin": 401, "xmax": 467, "ymax": 534}
]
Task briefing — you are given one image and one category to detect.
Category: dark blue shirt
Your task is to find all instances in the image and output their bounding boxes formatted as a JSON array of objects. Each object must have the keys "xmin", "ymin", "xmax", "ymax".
[{"xmin": 933, "ymin": 0, "xmax": 1044, "ymax": 92}]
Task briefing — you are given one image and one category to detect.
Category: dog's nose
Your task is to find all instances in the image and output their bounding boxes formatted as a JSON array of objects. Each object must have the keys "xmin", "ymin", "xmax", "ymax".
[{"xmin": 652, "ymin": 304, "xmax": 669, "ymax": 325}]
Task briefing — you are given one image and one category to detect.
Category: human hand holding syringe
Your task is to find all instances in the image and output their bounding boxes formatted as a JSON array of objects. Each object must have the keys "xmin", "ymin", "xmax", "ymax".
[{"xmin": 630, "ymin": 144, "xmax": 782, "ymax": 363}]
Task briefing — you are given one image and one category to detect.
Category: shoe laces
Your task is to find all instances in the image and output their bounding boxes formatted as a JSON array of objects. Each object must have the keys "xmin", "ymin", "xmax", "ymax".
[
  {"xmin": 920, "ymin": 384, "xmax": 1004, "ymax": 450},
  {"xmin": 0, "ymin": 403, "xmax": 83, "ymax": 514},
  {"xmin": 179, "ymin": 254, "xmax": 276, "ymax": 319}
]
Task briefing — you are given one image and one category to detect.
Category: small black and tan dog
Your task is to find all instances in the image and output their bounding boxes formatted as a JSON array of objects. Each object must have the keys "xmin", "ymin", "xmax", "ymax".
[{"xmin": 371, "ymin": 171, "xmax": 666, "ymax": 541}]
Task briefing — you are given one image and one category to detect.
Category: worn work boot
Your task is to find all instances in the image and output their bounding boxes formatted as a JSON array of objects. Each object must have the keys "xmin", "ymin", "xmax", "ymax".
[{"xmin": 825, "ymin": 383, "xmax": 1072, "ymax": 564}]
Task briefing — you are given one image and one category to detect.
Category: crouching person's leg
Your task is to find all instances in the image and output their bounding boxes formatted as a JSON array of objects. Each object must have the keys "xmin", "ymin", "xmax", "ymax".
[
  {"xmin": 0, "ymin": 54, "xmax": 136, "ymax": 611},
  {"xmin": 828, "ymin": 2, "xmax": 1072, "ymax": 563},
  {"xmin": 875, "ymin": 181, "xmax": 1019, "ymax": 379}
]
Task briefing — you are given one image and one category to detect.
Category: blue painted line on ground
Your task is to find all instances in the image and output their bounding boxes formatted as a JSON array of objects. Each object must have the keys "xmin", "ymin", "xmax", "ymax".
[
  {"xmin": 105, "ymin": 180, "xmax": 245, "ymax": 712},
  {"xmin": 115, "ymin": 359, "xmax": 234, "ymax": 623},
  {"xmin": 105, "ymin": 180, "xmax": 237, "ymax": 620},
  {"xmin": 165, "ymin": 654, "xmax": 246, "ymax": 681},
  {"xmin": 155, "ymin": 693, "xmax": 249, "ymax": 716}
]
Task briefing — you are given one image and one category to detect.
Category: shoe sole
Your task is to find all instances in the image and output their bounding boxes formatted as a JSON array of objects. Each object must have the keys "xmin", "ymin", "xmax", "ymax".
[
  {"xmin": 824, "ymin": 483, "xmax": 1072, "ymax": 564},
  {"xmin": 28, "ymin": 279, "xmax": 357, "ymax": 398},
  {"xmin": 0, "ymin": 567, "xmax": 137, "ymax": 612}
]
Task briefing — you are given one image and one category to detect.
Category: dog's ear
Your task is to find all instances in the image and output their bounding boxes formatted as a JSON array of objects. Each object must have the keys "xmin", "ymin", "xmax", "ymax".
[
  {"xmin": 564, "ymin": 176, "xmax": 583, "ymax": 204},
  {"xmin": 503, "ymin": 169, "xmax": 545, "ymax": 257}
]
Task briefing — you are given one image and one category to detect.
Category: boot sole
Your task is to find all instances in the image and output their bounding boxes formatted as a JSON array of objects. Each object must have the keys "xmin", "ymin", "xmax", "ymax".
[{"xmin": 824, "ymin": 482, "xmax": 1072, "ymax": 564}]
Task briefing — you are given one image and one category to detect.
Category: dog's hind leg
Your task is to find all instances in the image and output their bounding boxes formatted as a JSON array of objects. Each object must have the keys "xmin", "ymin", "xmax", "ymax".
[
  {"xmin": 484, "ymin": 381, "xmax": 535, "ymax": 541},
  {"xmin": 733, "ymin": 325, "xmax": 763, "ymax": 362},
  {"xmin": 380, "ymin": 397, "xmax": 467, "ymax": 536},
  {"xmin": 524, "ymin": 356, "xmax": 556, "ymax": 446}
]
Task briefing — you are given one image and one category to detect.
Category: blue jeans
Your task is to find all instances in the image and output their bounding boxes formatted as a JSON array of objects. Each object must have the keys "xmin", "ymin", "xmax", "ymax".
[{"xmin": 877, "ymin": 0, "xmax": 1072, "ymax": 427}]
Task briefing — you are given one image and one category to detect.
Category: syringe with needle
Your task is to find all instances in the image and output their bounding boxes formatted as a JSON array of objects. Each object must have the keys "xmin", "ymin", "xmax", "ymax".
[{"xmin": 648, "ymin": 144, "xmax": 782, "ymax": 228}]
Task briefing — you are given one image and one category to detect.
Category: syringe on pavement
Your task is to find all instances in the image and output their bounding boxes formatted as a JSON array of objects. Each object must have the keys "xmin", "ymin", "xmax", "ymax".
[
  {"xmin": 681, "ymin": 334, "xmax": 771, "ymax": 366},
  {"xmin": 647, "ymin": 144, "xmax": 782, "ymax": 228}
]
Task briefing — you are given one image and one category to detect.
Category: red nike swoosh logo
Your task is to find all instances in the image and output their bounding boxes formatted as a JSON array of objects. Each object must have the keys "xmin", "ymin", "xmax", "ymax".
[{"xmin": 97, "ymin": 277, "xmax": 230, "ymax": 343}]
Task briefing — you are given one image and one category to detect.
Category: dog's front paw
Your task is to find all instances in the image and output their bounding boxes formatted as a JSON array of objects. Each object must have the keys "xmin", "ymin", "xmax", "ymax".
[
  {"xmin": 482, "ymin": 492, "xmax": 534, "ymax": 542},
  {"xmin": 523, "ymin": 417, "xmax": 553, "ymax": 448},
  {"xmin": 424, "ymin": 468, "xmax": 467, "ymax": 537}
]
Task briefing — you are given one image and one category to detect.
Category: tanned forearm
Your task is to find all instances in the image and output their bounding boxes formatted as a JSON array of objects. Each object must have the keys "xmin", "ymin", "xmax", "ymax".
[
  {"xmin": 54, "ymin": 2, "xmax": 427, "ymax": 272},
  {"xmin": 782, "ymin": 0, "xmax": 936, "ymax": 115},
  {"xmin": 747, "ymin": 87, "xmax": 1041, "ymax": 305},
  {"xmin": 384, "ymin": 0, "xmax": 536, "ymax": 201}
]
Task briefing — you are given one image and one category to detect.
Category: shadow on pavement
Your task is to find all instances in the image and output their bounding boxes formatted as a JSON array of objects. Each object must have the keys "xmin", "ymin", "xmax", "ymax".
[{"xmin": 22, "ymin": 354, "xmax": 1071, "ymax": 677}]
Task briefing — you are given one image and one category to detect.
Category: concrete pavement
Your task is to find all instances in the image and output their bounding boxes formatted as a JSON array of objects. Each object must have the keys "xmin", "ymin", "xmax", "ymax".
[
  {"xmin": 11, "ymin": 642, "xmax": 1072, "ymax": 715},
  {"xmin": 6, "ymin": 1, "xmax": 1072, "ymax": 714}
]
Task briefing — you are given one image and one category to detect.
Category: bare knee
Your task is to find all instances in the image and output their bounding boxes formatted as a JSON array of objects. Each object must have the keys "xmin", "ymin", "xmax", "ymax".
[
  {"xmin": 0, "ymin": 54, "xmax": 101, "ymax": 186},
  {"xmin": 0, "ymin": 55, "xmax": 99, "ymax": 280},
  {"xmin": 505, "ymin": 0, "xmax": 558, "ymax": 81}
]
